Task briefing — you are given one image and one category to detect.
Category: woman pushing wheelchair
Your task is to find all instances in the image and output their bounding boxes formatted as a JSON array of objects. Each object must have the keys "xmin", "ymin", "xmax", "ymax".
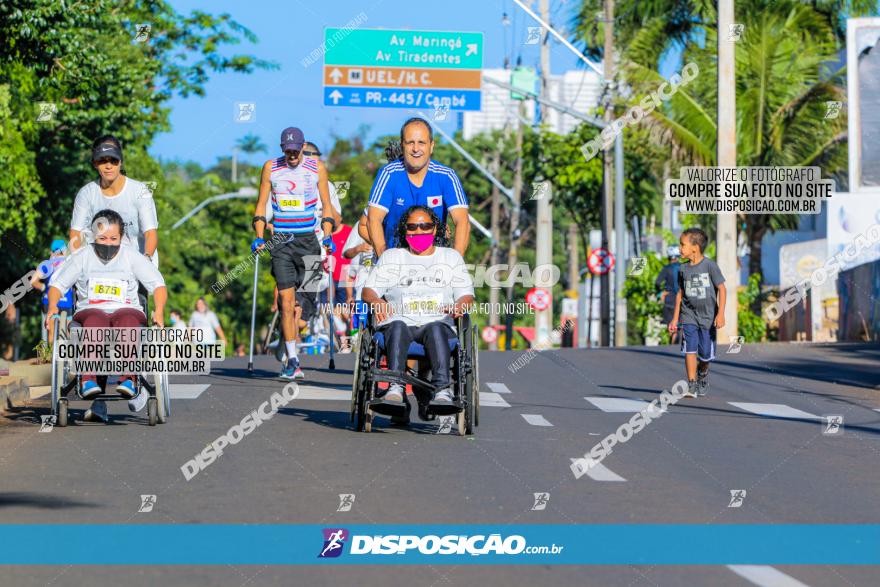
[{"xmin": 361, "ymin": 205, "xmax": 474, "ymax": 408}]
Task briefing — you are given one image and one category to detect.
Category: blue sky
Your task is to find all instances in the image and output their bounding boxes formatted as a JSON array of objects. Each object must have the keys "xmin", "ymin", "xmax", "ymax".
[{"xmin": 153, "ymin": 0, "xmax": 677, "ymax": 167}]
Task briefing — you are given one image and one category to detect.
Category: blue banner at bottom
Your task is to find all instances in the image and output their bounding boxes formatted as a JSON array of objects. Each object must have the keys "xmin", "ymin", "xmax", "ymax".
[{"xmin": 1, "ymin": 525, "xmax": 877, "ymax": 565}]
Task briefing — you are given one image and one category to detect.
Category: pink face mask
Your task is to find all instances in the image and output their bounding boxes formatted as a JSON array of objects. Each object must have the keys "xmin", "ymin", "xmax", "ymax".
[{"xmin": 405, "ymin": 233, "xmax": 435, "ymax": 252}]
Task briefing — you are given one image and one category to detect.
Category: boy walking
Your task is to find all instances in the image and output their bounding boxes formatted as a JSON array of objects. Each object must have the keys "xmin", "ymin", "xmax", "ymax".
[{"xmin": 668, "ymin": 228, "xmax": 727, "ymax": 398}]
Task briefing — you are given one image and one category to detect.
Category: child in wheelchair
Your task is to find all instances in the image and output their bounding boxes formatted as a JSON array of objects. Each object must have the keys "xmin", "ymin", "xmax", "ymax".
[
  {"xmin": 45, "ymin": 209, "xmax": 167, "ymax": 422},
  {"xmin": 361, "ymin": 205, "xmax": 474, "ymax": 409}
]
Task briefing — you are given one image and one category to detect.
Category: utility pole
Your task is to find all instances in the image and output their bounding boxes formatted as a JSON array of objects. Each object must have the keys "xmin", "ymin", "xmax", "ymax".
[
  {"xmin": 505, "ymin": 100, "xmax": 525, "ymax": 351},
  {"xmin": 717, "ymin": 0, "xmax": 739, "ymax": 340},
  {"xmin": 567, "ymin": 223, "xmax": 580, "ymax": 347},
  {"xmin": 489, "ymin": 135, "xmax": 504, "ymax": 351},
  {"xmin": 232, "ymin": 147, "xmax": 239, "ymax": 184},
  {"xmin": 533, "ymin": 0, "xmax": 554, "ymax": 349},
  {"xmin": 600, "ymin": 0, "xmax": 615, "ymax": 347}
]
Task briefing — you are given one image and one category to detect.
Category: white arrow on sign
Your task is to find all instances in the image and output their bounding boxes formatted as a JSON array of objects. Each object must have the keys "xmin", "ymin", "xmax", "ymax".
[
  {"xmin": 465, "ymin": 43, "xmax": 478, "ymax": 56},
  {"xmin": 329, "ymin": 90, "xmax": 343, "ymax": 104},
  {"xmin": 329, "ymin": 68, "xmax": 343, "ymax": 83}
]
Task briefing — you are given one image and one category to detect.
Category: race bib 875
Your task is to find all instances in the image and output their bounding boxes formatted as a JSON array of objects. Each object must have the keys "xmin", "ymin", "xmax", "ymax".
[{"xmin": 87, "ymin": 278, "xmax": 127, "ymax": 304}]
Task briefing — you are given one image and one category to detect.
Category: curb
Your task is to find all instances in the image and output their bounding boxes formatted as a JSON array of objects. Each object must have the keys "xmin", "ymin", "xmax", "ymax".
[{"xmin": 0, "ymin": 376, "xmax": 29, "ymax": 416}]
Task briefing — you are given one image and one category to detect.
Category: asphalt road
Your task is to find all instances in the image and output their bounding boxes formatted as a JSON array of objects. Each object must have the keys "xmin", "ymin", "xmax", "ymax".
[{"xmin": 1, "ymin": 342, "xmax": 879, "ymax": 586}]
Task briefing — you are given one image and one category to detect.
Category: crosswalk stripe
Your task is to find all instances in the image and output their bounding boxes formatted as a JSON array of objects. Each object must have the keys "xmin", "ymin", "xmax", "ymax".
[
  {"xmin": 728, "ymin": 402, "xmax": 819, "ymax": 420},
  {"xmin": 486, "ymin": 382, "xmax": 511, "ymax": 394},
  {"xmin": 521, "ymin": 414, "xmax": 553, "ymax": 427},
  {"xmin": 727, "ymin": 565, "xmax": 811, "ymax": 587},
  {"xmin": 170, "ymin": 384, "xmax": 210, "ymax": 399},
  {"xmin": 480, "ymin": 392, "xmax": 510, "ymax": 407},
  {"xmin": 584, "ymin": 397, "xmax": 663, "ymax": 414},
  {"xmin": 569, "ymin": 458, "xmax": 626, "ymax": 482}
]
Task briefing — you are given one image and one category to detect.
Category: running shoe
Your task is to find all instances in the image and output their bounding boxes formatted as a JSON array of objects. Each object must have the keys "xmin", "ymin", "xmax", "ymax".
[
  {"xmin": 383, "ymin": 383, "xmax": 405, "ymax": 404},
  {"xmin": 128, "ymin": 388, "xmax": 148, "ymax": 413},
  {"xmin": 83, "ymin": 400, "xmax": 108, "ymax": 423},
  {"xmin": 280, "ymin": 357, "xmax": 300, "ymax": 380},
  {"xmin": 684, "ymin": 380, "xmax": 698, "ymax": 398},
  {"xmin": 430, "ymin": 388, "xmax": 454, "ymax": 406},
  {"xmin": 115, "ymin": 379, "xmax": 137, "ymax": 399},
  {"xmin": 696, "ymin": 370, "xmax": 709, "ymax": 396},
  {"xmin": 80, "ymin": 380, "xmax": 102, "ymax": 400}
]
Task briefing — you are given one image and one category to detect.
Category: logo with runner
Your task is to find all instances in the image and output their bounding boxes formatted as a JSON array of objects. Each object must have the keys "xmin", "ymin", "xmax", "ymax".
[
  {"xmin": 39, "ymin": 415, "xmax": 56, "ymax": 432},
  {"xmin": 318, "ymin": 528, "xmax": 349, "ymax": 558},
  {"xmin": 138, "ymin": 494, "xmax": 157, "ymax": 513},
  {"xmin": 531, "ymin": 492, "xmax": 550, "ymax": 511},
  {"xmin": 337, "ymin": 494, "xmax": 355, "ymax": 512},
  {"xmin": 728, "ymin": 489, "xmax": 746, "ymax": 508},
  {"xmin": 427, "ymin": 195, "xmax": 443, "ymax": 208}
]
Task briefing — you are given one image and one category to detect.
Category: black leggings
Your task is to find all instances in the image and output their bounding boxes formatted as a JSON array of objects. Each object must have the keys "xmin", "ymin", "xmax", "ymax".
[{"xmin": 379, "ymin": 320, "xmax": 456, "ymax": 389}]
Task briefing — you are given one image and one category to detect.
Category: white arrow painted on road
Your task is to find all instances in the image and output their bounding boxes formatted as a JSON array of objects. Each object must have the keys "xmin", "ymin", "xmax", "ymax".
[
  {"xmin": 727, "ymin": 565, "xmax": 811, "ymax": 587},
  {"xmin": 569, "ymin": 458, "xmax": 626, "ymax": 482},
  {"xmin": 329, "ymin": 68, "xmax": 343, "ymax": 83},
  {"xmin": 328, "ymin": 90, "xmax": 343, "ymax": 104},
  {"xmin": 728, "ymin": 402, "xmax": 819, "ymax": 420},
  {"xmin": 465, "ymin": 43, "xmax": 478, "ymax": 56},
  {"xmin": 521, "ymin": 414, "xmax": 553, "ymax": 427},
  {"xmin": 486, "ymin": 382, "xmax": 511, "ymax": 394}
]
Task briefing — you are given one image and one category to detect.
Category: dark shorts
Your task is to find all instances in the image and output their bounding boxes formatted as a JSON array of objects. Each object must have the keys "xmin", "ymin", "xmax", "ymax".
[
  {"xmin": 680, "ymin": 324, "xmax": 716, "ymax": 362},
  {"xmin": 270, "ymin": 235, "xmax": 322, "ymax": 291}
]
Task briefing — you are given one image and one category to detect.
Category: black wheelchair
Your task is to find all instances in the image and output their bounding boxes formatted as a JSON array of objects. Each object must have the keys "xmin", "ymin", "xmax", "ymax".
[
  {"xmin": 49, "ymin": 310, "xmax": 171, "ymax": 428},
  {"xmin": 350, "ymin": 313, "xmax": 480, "ymax": 435}
]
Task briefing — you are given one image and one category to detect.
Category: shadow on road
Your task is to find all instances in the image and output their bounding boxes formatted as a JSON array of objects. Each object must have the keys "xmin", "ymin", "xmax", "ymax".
[{"xmin": 0, "ymin": 492, "xmax": 98, "ymax": 510}]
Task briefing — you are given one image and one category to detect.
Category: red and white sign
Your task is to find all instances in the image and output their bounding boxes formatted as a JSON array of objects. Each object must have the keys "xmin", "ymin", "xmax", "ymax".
[
  {"xmin": 526, "ymin": 287, "xmax": 551, "ymax": 311},
  {"xmin": 588, "ymin": 248, "xmax": 615, "ymax": 275},
  {"xmin": 481, "ymin": 326, "xmax": 498, "ymax": 344}
]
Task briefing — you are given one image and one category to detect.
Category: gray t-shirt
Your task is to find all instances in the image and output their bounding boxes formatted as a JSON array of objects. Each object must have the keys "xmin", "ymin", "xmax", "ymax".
[
  {"xmin": 678, "ymin": 257, "xmax": 725, "ymax": 328},
  {"xmin": 71, "ymin": 177, "xmax": 159, "ymax": 253}
]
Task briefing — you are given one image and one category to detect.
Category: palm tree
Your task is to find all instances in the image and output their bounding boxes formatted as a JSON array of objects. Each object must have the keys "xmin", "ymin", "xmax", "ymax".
[
  {"xmin": 623, "ymin": 0, "xmax": 847, "ymax": 293},
  {"xmin": 232, "ymin": 133, "xmax": 267, "ymax": 183}
]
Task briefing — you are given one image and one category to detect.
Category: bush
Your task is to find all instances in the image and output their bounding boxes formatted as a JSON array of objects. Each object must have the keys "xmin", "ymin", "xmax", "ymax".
[
  {"xmin": 622, "ymin": 253, "xmax": 670, "ymax": 345},
  {"xmin": 738, "ymin": 273, "xmax": 766, "ymax": 342}
]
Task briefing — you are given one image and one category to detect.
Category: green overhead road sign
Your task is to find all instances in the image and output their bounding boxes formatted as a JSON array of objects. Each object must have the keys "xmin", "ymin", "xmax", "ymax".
[{"xmin": 324, "ymin": 29, "xmax": 483, "ymax": 69}]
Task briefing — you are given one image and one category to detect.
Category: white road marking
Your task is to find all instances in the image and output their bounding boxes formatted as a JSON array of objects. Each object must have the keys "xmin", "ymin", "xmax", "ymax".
[
  {"xmin": 584, "ymin": 396, "xmax": 663, "ymax": 414},
  {"xmin": 480, "ymin": 392, "xmax": 511, "ymax": 407},
  {"xmin": 569, "ymin": 458, "xmax": 626, "ymax": 482},
  {"xmin": 486, "ymin": 382, "xmax": 511, "ymax": 394},
  {"xmin": 728, "ymin": 402, "xmax": 819, "ymax": 420},
  {"xmin": 169, "ymin": 384, "xmax": 210, "ymax": 399},
  {"xmin": 727, "ymin": 565, "xmax": 811, "ymax": 587},
  {"xmin": 521, "ymin": 414, "xmax": 553, "ymax": 427},
  {"xmin": 293, "ymin": 385, "xmax": 351, "ymax": 401}
]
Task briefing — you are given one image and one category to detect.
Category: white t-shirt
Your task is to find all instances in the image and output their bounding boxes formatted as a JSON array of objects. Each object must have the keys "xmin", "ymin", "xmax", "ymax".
[
  {"xmin": 189, "ymin": 310, "xmax": 221, "ymax": 343},
  {"xmin": 71, "ymin": 177, "xmax": 159, "ymax": 254},
  {"xmin": 364, "ymin": 247, "xmax": 474, "ymax": 328},
  {"xmin": 50, "ymin": 243, "xmax": 165, "ymax": 314}
]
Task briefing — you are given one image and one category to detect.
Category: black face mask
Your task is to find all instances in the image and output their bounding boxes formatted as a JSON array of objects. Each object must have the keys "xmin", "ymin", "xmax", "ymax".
[{"xmin": 93, "ymin": 243, "xmax": 120, "ymax": 262}]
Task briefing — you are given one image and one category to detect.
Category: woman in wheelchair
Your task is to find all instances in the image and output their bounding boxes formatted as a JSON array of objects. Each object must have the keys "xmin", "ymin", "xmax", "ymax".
[
  {"xmin": 45, "ymin": 209, "xmax": 166, "ymax": 416},
  {"xmin": 361, "ymin": 205, "xmax": 474, "ymax": 407}
]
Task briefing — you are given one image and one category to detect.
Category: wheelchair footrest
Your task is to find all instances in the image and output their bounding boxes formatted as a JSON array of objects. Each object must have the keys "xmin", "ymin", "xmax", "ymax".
[
  {"xmin": 369, "ymin": 368, "xmax": 436, "ymax": 393},
  {"xmin": 426, "ymin": 401, "xmax": 463, "ymax": 416},
  {"xmin": 368, "ymin": 399, "xmax": 408, "ymax": 417}
]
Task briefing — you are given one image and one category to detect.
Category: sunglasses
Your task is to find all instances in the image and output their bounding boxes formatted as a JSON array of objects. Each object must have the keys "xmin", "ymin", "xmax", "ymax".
[
  {"xmin": 302, "ymin": 150, "xmax": 320, "ymax": 156},
  {"xmin": 95, "ymin": 157, "xmax": 121, "ymax": 166},
  {"xmin": 283, "ymin": 150, "xmax": 301, "ymax": 157},
  {"xmin": 405, "ymin": 222, "xmax": 435, "ymax": 231}
]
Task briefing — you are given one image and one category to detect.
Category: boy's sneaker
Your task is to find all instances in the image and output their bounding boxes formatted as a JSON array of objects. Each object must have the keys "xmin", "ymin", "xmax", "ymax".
[
  {"xmin": 115, "ymin": 379, "xmax": 137, "ymax": 399},
  {"xmin": 80, "ymin": 380, "xmax": 102, "ymax": 399},
  {"xmin": 83, "ymin": 400, "xmax": 109, "ymax": 423},
  {"xmin": 280, "ymin": 357, "xmax": 301, "ymax": 380},
  {"xmin": 128, "ymin": 388, "xmax": 148, "ymax": 413},
  {"xmin": 383, "ymin": 383, "xmax": 405, "ymax": 404},
  {"xmin": 684, "ymin": 380, "xmax": 698, "ymax": 398},
  {"xmin": 696, "ymin": 370, "xmax": 709, "ymax": 396}
]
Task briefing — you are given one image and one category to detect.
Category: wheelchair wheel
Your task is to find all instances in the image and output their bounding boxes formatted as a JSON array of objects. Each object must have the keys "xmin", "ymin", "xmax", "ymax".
[
  {"xmin": 351, "ymin": 330, "xmax": 371, "ymax": 432},
  {"xmin": 154, "ymin": 372, "xmax": 170, "ymax": 424},
  {"xmin": 147, "ymin": 397, "xmax": 158, "ymax": 426},
  {"xmin": 364, "ymin": 408, "xmax": 373, "ymax": 433},
  {"xmin": 472, "ymin": 324, "xmax": 480, "ymax": 428},
  {"xmin": 56, "ymin": 398, "xmax": 68, "ymax": 428}
]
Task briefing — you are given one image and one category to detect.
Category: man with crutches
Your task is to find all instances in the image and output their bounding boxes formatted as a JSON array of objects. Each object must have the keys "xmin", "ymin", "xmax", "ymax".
[{"xmin": 251, "ymin": 127, "xmax": 339, "ymax": 380}]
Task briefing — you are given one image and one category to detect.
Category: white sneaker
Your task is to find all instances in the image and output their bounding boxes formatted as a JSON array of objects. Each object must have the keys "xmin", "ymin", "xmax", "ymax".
[
  {"xmin": 384, "ymin": 384, "xmax": 404, "ymax": 403},
  {"xmin": 128, "ymin": 388, "xmax": 148, "ymax": 413},
  {"xmin": 83, "ymin": 400, "xmax": 109, "ymax": 423}
]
